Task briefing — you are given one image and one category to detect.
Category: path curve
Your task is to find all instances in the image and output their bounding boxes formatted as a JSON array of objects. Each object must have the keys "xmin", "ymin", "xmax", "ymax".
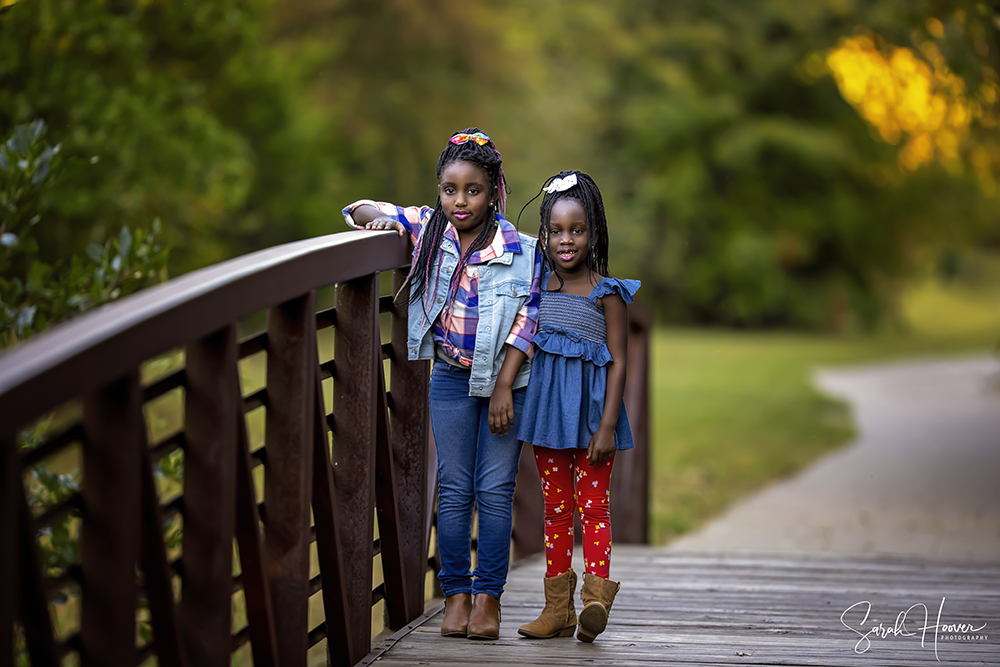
[{"xmin": 668, "ymin": 355, "xmax": 1000, "ymax": 563}]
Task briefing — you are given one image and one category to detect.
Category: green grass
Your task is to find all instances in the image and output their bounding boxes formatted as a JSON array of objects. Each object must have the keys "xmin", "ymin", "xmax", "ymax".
[{"xmin": 649, "ymin": 278, "xmax": 1000, "ymax": 544}]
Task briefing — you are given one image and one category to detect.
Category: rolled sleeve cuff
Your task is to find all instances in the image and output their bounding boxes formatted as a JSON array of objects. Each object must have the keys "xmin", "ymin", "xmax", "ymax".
[
  {"xmin": 342, "ymin": 199, "xmax": 384, "ymax": 229},
  {"xmin": 505, "ymin": 311, "xmax": 535, "ymax": 355}
]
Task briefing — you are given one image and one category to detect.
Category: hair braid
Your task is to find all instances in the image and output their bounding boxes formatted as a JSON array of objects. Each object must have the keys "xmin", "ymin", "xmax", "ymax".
[{"xmin": 535, "ymin": 170, "xmax": 610, "ymax": 291}]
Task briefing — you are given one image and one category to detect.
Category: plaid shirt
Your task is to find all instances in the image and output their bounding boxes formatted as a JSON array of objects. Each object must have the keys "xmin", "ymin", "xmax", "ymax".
[{"xmin": 344, "ymin": 200, "xmax": 541, "ymax": 366}]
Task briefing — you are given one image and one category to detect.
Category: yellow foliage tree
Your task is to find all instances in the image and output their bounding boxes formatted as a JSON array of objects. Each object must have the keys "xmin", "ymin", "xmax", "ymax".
[{"xmin": 825, "ymin": 30, "xmax": 1000, "ymax": 193}]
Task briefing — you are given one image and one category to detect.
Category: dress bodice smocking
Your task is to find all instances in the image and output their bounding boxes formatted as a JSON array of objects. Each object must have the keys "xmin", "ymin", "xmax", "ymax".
[{"xmin": 532, "ymin": 277, "xmax": 641, "ymax": 368}]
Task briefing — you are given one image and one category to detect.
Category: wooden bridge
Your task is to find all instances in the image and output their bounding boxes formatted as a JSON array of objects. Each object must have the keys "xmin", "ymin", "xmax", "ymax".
[{"xmin": 2, "ymin": 231, "xmax": 996, "ymax": 667}]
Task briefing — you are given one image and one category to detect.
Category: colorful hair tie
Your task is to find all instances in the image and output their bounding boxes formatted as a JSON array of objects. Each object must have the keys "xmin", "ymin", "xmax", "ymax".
[{"xmin": 450, "ymin": 132, "xmax": 491, "ymax": 146}]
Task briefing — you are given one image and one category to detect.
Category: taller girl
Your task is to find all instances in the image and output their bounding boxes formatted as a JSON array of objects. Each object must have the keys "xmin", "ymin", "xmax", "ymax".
[{"xmin": 343, "ymin": 128, "xmax": 540, "ymax": 641}]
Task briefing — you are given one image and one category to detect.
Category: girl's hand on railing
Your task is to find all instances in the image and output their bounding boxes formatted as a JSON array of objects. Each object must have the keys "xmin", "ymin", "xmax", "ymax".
[{"xmin": 363, "ymin": 216, "xmax": 407, "ymax": 236}]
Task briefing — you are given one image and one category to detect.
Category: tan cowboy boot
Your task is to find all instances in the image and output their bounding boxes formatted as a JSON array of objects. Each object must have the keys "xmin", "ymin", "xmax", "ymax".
[
  {"xmin": 517, "ymin": 568, "xmax": 578, "ymax": 638},
  {"xmin": 577, "ymin": 572, "xmax": 620, "ymax": 642},
  {"xmin": 466, "ymin": 593, "xmax": 501, "ymax": 640},
  {"xmin": 440, "ymin": 593, "xmax": 472, "ymax": 637}
]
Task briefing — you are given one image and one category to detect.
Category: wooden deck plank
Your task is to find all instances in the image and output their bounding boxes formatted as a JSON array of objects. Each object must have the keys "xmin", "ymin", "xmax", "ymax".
[{"xmin": 366, "ymin": 546, "xmax": 1000, "ymax": 666}]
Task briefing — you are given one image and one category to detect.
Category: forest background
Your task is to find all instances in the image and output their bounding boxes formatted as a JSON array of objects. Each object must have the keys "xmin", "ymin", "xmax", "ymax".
[
  {"xmin": 2, "ymin": 0, "xmax": 999, "ymax": 334},
  {"xmin": 2, "ymin": 0, "xmax": 1000, "ymax": 559}
]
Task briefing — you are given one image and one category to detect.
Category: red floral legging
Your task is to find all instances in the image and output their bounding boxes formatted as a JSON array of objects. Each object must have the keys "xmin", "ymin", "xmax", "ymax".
[{"xmin": 533, "ymin": 446, "xmax": 614, "ymax": 579}]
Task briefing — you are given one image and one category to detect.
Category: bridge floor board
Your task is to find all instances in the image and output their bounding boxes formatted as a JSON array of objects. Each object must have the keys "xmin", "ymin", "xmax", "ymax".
[{"xmin": 363, "ymin": 546, "xmax": 1000, "ymax": 666}]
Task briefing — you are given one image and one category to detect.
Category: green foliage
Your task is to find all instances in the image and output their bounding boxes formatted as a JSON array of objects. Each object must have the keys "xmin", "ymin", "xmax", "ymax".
[
  {"xmin": 3, "ymin": 0, "xmax": 998, "ymax": 332},
  {"xmin": 0, "ymin": 120, "xmax": 169, "ymax": 347},
  {"xmin": 0, "ymin": 0, "xmax": 331, "ymax": 272},
  {"xmin": 273, "ymin": 0, "xmax": 999, "ymax": 331},
  {"xmin": 592, "ymin": 0, "xmax": 996, "ymax": 330}
]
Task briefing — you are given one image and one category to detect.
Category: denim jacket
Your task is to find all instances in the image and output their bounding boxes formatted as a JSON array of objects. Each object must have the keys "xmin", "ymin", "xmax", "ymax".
[{"xmin": 408, "ymin": 233, "xmax": 538, "ymax": 397}]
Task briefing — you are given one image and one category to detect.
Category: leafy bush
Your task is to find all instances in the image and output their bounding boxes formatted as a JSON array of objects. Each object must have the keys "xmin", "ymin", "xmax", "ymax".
[{"xmin": 1, "ymin": 120, "xmax": 169, "ymax": 347}]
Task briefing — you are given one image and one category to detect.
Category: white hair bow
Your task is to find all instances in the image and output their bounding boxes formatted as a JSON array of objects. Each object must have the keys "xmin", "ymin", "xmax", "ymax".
[{"xmin": 544, "ymin": 173, "xmax": 577, "ymax": 193}]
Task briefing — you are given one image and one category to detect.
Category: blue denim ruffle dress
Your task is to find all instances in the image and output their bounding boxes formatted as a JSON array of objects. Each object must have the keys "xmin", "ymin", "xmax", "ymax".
[{"xmin": 517, "ymin": 275, "xmax": 641, "ymax": 450}]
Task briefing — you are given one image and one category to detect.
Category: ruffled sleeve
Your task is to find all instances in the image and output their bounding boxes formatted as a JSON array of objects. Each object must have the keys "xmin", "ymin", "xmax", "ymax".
[{"xmin": 589, "ymin": 277, "xmax": 641, "ymax": 304}]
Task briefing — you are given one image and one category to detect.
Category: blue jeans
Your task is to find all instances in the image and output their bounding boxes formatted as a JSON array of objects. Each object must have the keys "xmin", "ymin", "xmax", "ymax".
[{"xmin": 429, "ymin": 361, "xmax": 525, "ymax": 599}]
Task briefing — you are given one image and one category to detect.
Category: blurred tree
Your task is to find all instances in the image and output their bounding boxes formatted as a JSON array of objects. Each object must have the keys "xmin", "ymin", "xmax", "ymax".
[
  {"xmin": 2, "ymin": 0, "xmax": 996, "ymax": 331},
  {"xmin": 591, "ymin": 0, "xmax": 997, "ymax": 329},
  {"xmin": 0, "ymin": 0, "xmax": 331, "ymax": 272}
]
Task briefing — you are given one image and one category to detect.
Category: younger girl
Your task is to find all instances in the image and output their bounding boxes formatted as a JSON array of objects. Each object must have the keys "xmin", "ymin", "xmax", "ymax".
[
  {"xmin": 515, "ymin": 171, "xmax": 639, "ymax": 643},
  {"xmin": 343, "ymin": 129, "xmax": 540, "ymax": 641}
]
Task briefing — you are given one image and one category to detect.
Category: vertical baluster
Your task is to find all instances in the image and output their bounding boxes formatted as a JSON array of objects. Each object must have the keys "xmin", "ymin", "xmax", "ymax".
[
  {"xmin": 181, "ymin": 326, "xmax": 238, "ymax": 666},
  {"xmin": 16, "ymin": 481, "xmax": 58, "ymax": 667},
  {"xmin": 312, "ymin": 368, "xmax": 352, "ymax": 667},
  {"xmin": 233, "ymin": 383, "xmax": 279, "ymax": 667},
  {"xmin": 1, "ymin": 438, "xmax": 16, "ymax": 662},
  {"xmin": 80, "ymin": 372, "xmax": 142, "ymax": 667},
  {"xmin": 425, "ymin": 433, "xmax": 441, "ymax": 598},
  {"xmin": 389, "ymin": 268, "xmax": 430, "ymax": 620},
  {"xmin": 138, "ymin": 442, "xmax": 186, "ymax": 667},
  {"xmin": 375, "ymin": 366, "xmax": 410, "ymax": 630},
  {"xmin": 264, "ymin": 293, "xmax": 316, "ymax": 664},
  {"xmin": 331, "ymin": 273, "xmax": 378, "ymax": 664}
]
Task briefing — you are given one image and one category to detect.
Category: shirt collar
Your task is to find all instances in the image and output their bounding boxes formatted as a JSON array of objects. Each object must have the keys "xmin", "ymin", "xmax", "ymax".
[{"xmin": 442, "ymin": 215, "xmax": 523, "ymax": 263}]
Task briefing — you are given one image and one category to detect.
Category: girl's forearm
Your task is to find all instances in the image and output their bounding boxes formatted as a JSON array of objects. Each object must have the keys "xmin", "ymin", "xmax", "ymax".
[
  {"xmin": 600, "ymin": 293, "xmax": 629, "ymax": 431},
  {"xmin": 600, "ymin": 361, "xmax": 626, "ymax": 430},
  {"xmin": 348, "ymin": 203, "xmax": 380, "ymax": 226},
  {"xmin": 495, "ymin": 345, "xmax": 526, "ymax": 389}
]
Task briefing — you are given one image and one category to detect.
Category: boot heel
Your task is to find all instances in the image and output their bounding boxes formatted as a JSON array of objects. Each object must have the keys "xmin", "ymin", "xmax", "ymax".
[{"xmin": 558, "ymin": 625, "xmax": 576, "ymax": 637}]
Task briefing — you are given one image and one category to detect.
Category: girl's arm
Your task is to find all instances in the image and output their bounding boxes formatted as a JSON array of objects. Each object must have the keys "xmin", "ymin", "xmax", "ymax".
[
  {"xmin": 489, "ymin": 249, "xmax": 541, "ymax": 435},
  {"xmin": 488, "ymin": 345, "xmax": 527, "ymax": 436},
  {"xmin": 588, "ymin": 293, "xmax": 628, "ymax": 465},
  {"xmin": 342, "ymin": 201, "xmax": 429, "ymax": 244}
]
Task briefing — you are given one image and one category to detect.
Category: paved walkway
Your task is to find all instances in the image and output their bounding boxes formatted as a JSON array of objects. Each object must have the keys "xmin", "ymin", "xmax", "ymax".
[{"xmin": 669, "ymin": 355, "xmax": 1000, "ymax": 563}]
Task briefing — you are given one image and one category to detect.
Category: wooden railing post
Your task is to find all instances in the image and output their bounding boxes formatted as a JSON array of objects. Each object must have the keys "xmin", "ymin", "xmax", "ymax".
[
  {"xmin": 332, "ymin": 273, "xmax": 379, "ymax": 664},
  {"xmin": 512, "ymin": 445, "xmax": 545, "ymax": 559},
  {"xmin": 1, "ymin": 438, "xmax": 16, "ymax": 662},
  {"xmin": 181, "ymin": 326, "xmax": 238, "ymax": 666},
  {"xmin": 389, "ymin": 268, "xmax": 430, "ymax": 621},
  {"xmin": 80, "ymin": 372, "xmax": 142, "ymax": 667},
  {"xmin": 613, "ymin": 302, "xmax": 651, "ymax": 544},
  {"xmin": 264, "ymin": 292, "xmax": 317, "ymax": 664}
]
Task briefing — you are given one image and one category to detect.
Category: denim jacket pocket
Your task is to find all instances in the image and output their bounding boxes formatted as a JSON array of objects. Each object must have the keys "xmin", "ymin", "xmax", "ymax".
[{"xmin": 494, "ymin": 281, "xmax": 532, "ymax": 298}]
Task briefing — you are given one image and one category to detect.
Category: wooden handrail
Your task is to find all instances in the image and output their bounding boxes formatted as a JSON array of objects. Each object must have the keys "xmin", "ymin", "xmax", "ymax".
[{"xmin": 0, "ymin": 230, "xmax": 408, "ymax": 436}]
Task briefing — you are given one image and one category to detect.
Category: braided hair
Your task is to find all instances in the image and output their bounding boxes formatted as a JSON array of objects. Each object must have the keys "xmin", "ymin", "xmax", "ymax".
[
  {"xmin": 535, "ymin": 170, "xmax": 610, "ymax": 291},
  {"xmin": 403, "ymin": 127, "xmax": 509, "ymax": 314}
]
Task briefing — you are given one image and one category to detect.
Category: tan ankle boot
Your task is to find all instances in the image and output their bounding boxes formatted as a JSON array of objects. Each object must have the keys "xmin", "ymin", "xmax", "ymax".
[
  {"xmin": 466, "ymin": 593, "xmax": 501, "ymax": 640},
  {"xmin": 440, "ymin": 593, "xmax": 472, "ymax": 637},
  {"xmin": 517, "ymin": 568, "xmax": 578, "ymax": 639},
  {"xmin": 577, "ymin": 572, "xmax": 620, "ymax": 642}
]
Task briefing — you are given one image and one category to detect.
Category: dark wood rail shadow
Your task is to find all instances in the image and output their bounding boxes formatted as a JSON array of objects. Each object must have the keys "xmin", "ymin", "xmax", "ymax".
[{"xmin": 0, "ymin": 230, "xmax": 649, "ymax": 667}]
